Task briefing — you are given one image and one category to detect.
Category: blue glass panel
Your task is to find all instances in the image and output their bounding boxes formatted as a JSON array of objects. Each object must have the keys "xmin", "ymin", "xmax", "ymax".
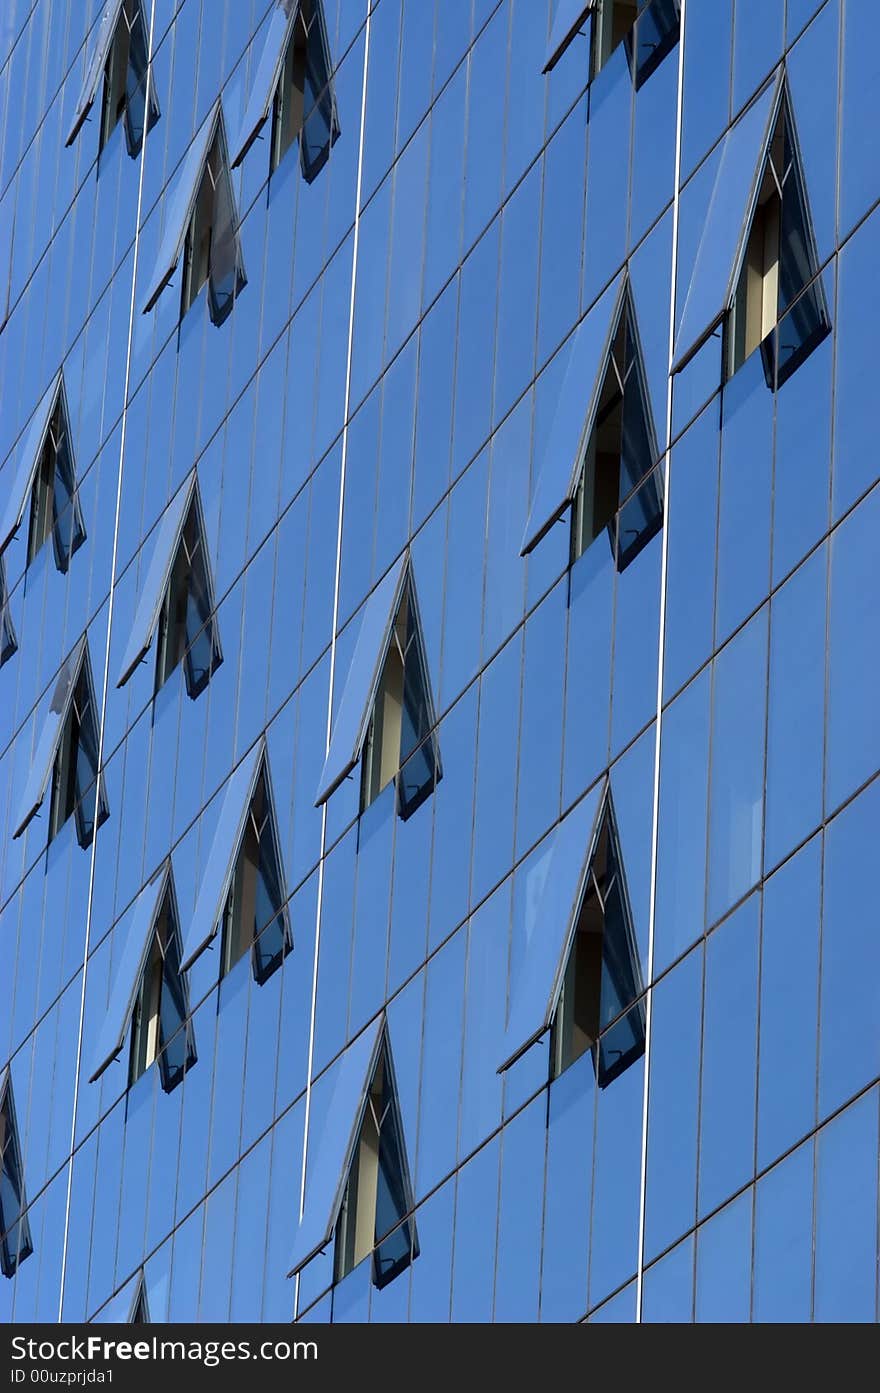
[
  {"xmin": 66, "ymin": 2, "xmax": 122, "ymax": 145},
  {"xmin": 179, "ymin": 738, "xmax": 264, "ymax": 971},
  {"xmin": 642, "ymin": 1237, "xmax": 694, "ymax": 1322},
  {"xmin": 0, "ymin": 186, "xmax": 13, "ymax": 328},
  {"xmin": 0, "ymin": 372, "xmax": 61, "ymax": 555},
  {"xmin": 673, "ymin": 77, "xmax": 779, "ymax": 371},
  {"xmin": 232, "ymin": 1, "xmax": 298, "ymax": 165},
  {"xmin": 540, "ymin": 1051, "xmax": 594, "ymax": 1322},
  {"xmin": 698, "ymin": 894, "xmax": 758, "ymax": 1218},
  {"xmin": 89, "ymin": 864, "xmax": 169, "ymax": 1082},
  {"xmin": 707, "ymin": 609, "xmax": 767, "ymax": 926},
  {"xmin": 498, "ymin": 782, "xmax": 604, "ymax": 1071},
  {"xmin": 494, "ymin": 1097, "xmax": 545, "ymax": 1322},
  {"xmin": 13, "ymin": 639, "xmax": 84, "ymax": 838},
  {"xmin": 757, "ymin": 836, "xmax": 820, "ymax": 1170},
  {"xmin": 654, "ymin": 671, "xmax": 710, "ymax": 973},
  {"xmin": 288, "ymin": 1017, "xmax": 384, "ymax": 1275},
  {"xmin": 765, "ymin": 548, "xmax": 825, "ymax": 871},
  {"xmin": 819, "ymin": 780, "xmax": 880, "ymax": 1120},
  {"xmin": 315, "ymin": 557, "xmax": 406, "ymax": 805},
  {"xmin": 839, "ymin": 0, "xmax": 880, "ymax": 242},
  {"xmin": 117, "ymin": 477, "xmax": 192, "ymax": 687},
  {"xmin": 695, "ymin": 1192, "xmax": 753, "ymax": 1322},
  {"xmin": 521, "ymin": 273, "xmax": 625, "ymax": 555},
  {"xmin": 544, "ymin": 0, "xmax": 592, "ymax": 72},
  {"xmin": 753, "ymin": 1141, "xmax": 813, "ymax": 1322},
  {"xmin": 142, "ymin": 103, "xmax": 219, "ymax": 312},
  {"xmin": 814, "ymin": 1089, "xmax": 879, "ymax": 1323}
]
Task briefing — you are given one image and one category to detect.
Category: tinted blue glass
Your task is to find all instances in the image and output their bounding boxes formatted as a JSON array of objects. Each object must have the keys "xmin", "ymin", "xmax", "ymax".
[
  {"xmin": 544, "ymin": 0, "xmax": 592, "ymax": 71},
  {"xmin": 707, "ymin": 609, "xmax": 767, "ymax": 926},
  {"xmin": 0, "ymin": 371, "xmax": 61, "ymax": 555},
  {"xmin": 831, "ymin": 207, "xmax": 880, "ymax": 521},
  {"xmin": 814, "ymin": 1090, "xmax": 879, "ymax": 1323},
  {"xmin": 663, "ymin": 400, "xmax": 718, "ymax": 698},
  {"xmin": 819, "ymin": 780, "xmax": 880, "ymax": 1120},
  {"xmin": 753, "ymin": 1141, "xmax": 813, "ymax": 1322},
  {"xmin": 695, "ymin": 1190, "xmax": 752, "ymax": 1323},
  {"xmin": 143, "ymin": 104, "xmax": 218, "ymax": 312},
  {"xmin": 839, "ymin": 0, "xmax": 880, "ymax": 241},
  {"xmin": 698, "ymin": 894, "xmax": 758, "ymax": 1218},
  {"xmin": 642, "ymin": 1237, "xmax": 694, "ymax": 1323},
  {"xmin": 825, "ymin": 489, "xmax": 880, "ymax": 816},
  {"xmin": 654, "ymin": 671, "xmax": 710, "ymax": 973},
  {"xmin": 680, "ymin": 0, "xmax": 732, "ymax": 179},
  {"xmin": 90, "ymin": 865, "xmax": 168, "ymax": 1082},
  {"xmin": 674, "ymin": 77, "xmax": 777, "ymax": 370},
  {"xmin": 540, "ymin": 1052, "xmax": 594, "ymax": 1323},
  {"xmin": 494, "ymin": 1097, "xmax": 545, "ymax": 1323},
  {"xmin": 757, "ymin": 836, "xmax": 820, "ymax": 1170},
  {"xmin": 771, "ymin": 332, "xmax": 831, "ymax": 586},
  {"xmin": 715, "ymin": 351, "xmax": 772, "ymax": 644}
]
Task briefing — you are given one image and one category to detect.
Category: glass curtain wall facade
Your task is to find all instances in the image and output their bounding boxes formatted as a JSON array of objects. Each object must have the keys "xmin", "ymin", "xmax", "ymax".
[{"xmin": 0, "ymin": 0, "xmax": 877, "ymax": 1325}]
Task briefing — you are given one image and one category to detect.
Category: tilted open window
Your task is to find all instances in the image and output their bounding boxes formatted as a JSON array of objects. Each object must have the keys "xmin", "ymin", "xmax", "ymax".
[
  {"xmin": 0, "ymin": 559, "xmax": 16, "ymax": 667},
  {"xmin": 673, "ymin": 73, "xmax": 829, "ymax": 389},
  {"xmin": 499, "ymin": 780, "xmax": 645, "ymax": 1088},
  {"xmin": 544, "ymin": 0, "xmax": 679, "ymax": 87},
  {"xmin": 66, "ymin": 0, "xmax": 160, "ymax": 158},
  {"xmin": 90, "ymin": 861, "xmax": 195, "ymax": 1094},
  {"xmin": 0, "ymin": 371, "xmax": 85, "ymax": 575},
  {"xmin": 232, "ymin": 0, "xmax": 340, "ymax": 182},
  {"xmin": 142, "ymin": 102, "xmax": 246, "ymax": 327},
  {"xmin": 315, "ymin": 557, "xmax": 441, "ymax": 819},
  {"xmin": 13, "ymin": 638, "xmax": 109, "ymax": 848},
  {"xmin": 0, "ymin": 1070, "xmax": 32, "ymax": 1279},
  {"xmin": 117, "ymin": 474, "xmax": 221, "ymax": 699},
  {"xmin": 522, "ymin": 272, "xmax": 662, "ymax": 572},
  {"xmin": 288, "ymin": 1018, "xmax": 418, "ymax": 1290},
  {"xmin": 92, "ymin": 1269, "xmax": 150, "ymax": 1323},
  {"xmin": 180, "ymin": 738, "xmax": 291, "ymax": 985}
]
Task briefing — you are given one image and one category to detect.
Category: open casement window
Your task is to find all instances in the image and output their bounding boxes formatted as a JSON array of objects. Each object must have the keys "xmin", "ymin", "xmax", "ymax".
[
  {"xmin": 13, "ymin": 638, "xmax": 109, "ymax": 847},
  {"xmin": 0, "ymin": 1071, "xmax": 32, "ymax": 1279},
  {"xmin": 93, "ymin": 1269, "xmax": 150, "ymax": 1323},
  {"xmin": 66, "ymin": 0, "xmax": 160, "ymax": 157},
  {"xmin": 673, "ymin": 73, "xmax": 829, "ymax": 388},
  {"xmin": 142, "ymin": 103, "xmax": 246, "ymax": 327},
  {"xmin": 315, "ymin": 556, "xmax": 441, "ymax": 820},
  {"xmin": 521, "ymin": 273, "xmax": 661, "ymax": 573},
  {"xmin": 360, "ymin": 577, "xmax": 440, "ymax": 820},
  {"xmin": 0, "ymin": 372, "xmax": 85, "ymax": 574},
  {"xmin": 180, "ymin": 739, "xmax": 291, "ymax": 986},
  {"xmin": 726, "ymin": 91, "xmax": 830, "ymax": 389},
  {"xmin": 549, "ymin": 794, "xmax": 645, "ymax": 1087},
  {"xmin": 288, "ymin": 1019, "xmax": 418, "ymax": 1290},
  {"xmin": 89, "ymin": 862, "xmax": 195, "ymax": 1093},
  {"xmin": 498, "ymin": 780, "xmax": 645, "ymax": 1089},
  {"xmin": 117, "ymin": 475, "xmax": 222, "ymax": 699},
  {"xmin": 232, "ymin": 0, "xmax": 340, "ymax": 182},
  {"xmin": 0, "ymin": 559, "xmax": 16, "ymax": 667},
  {"xmin": 544, "ymin": 1, "xmax": 679, "ymax": 84}
]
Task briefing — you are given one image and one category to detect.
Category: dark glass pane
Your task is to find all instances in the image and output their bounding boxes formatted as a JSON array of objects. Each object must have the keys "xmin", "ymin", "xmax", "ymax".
[
  {"xmin": 397, "ymin": 735, "xmax": 439, "ymax": 821},
  {"xmin": 774, "ymin": 278, "xmax": 831, "ymax": 389},
  {"xmin": 612, "ymin": 462, "xmax": 663, "ymax": 571},
  {"xmin": 373, "ymin": 1065, "xmax": 416, "ymax": 1289},
  {"xmin": 123, "ymin": 4, "xmax": 159, "ymax": 156},
  {"xmin": 158, "ymin": 932, "xmax": 193, "ymax": 1091},
  {"xmin": 399, "ymin": 602, "xmax": 431, "ymax": 762},
  {"xmin": 252, "ymin": 806, "xmax": 289, "ymax": 984},
  {"xmin": 208, "ymin": 153, "xmax": 246, "ymax": 326},
  {"xmin": 300, "ymin": 1, "xmax": 339, "ymax": 183},
  {"xmin": 51, "ymin": 435, "xmax": 84, "ymax": 573},
  {"xmin": 628, "ymin": 0, "xmax": 681, "ymax": 91},
  {"xmin": 618, "ymin": 316, "xmax": 656, "ymax": 499}
]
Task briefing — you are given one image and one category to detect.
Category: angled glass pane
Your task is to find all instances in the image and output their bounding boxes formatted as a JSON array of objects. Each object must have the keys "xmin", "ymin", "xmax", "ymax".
[
  {"xmin": 298, "ymin": 0, "xmax": 340, "ymax": 182},
  {"xmin": 142, "ymin": 104, "xmax": 219, "ymax": 313},
  {"xmin": 13, "ymin": 641, "xmax": 85, "ymax": 838},
  {"xmin": 0, "ymin": 1070, "xmax": 32, "ymax": 1278},
  {"xmin": 118, "ymin": 480, "xmax": 193, "ymax": 687},
  {"xmin": 673, "ymin": 75, "xmax": 781, "ymax": 372},
  {"xmin": 49, "ymin": 405, "xmax": 86, "ymax": 574},
  {"xmin": 0, "ymin": 186, "xmax": 12, "ymax": 329},
  {"xmin": 157, "ymin": 921, "xmax": 195, "ymax": 1089},
  {"xmin": 627, "ymin": 0, "xmax": 680, "ymax": 91},
  {"xmin": 499, "ymin": 781, "xmax": 605, "ymax": 1072},
  {"xmin": 315, "ymin": 556, "xmax": 408, "ymax": 805},
  {"xmin": 92, "ymin": 1271, "xmax": 145, "ymax": 1323},
  {"xmin": 70, "ymin": 651, "xmax": 108, "ymax": 849},
  {"xmin": 288, "ymin": 1017, "xmax": 385, "ymax": 1277},
  {"xmin": 0, "ymin": 559, "xmax": 16, "ymax": 666},
  {"xmin": 89, "ymin": 864, "xmax": 170, "ymax": 1082},
  {"xmin": 180, "ymin": 740, "xmax": 265, "ymax": 971},
  {"xmin": 544, "ymin": 1, "xmax": 594, "ymax": 72},
  {"xmin": 0, "ymin": 373, "xmax": 63, "ymax": 555},
  {"xmin": 206, "ymin": 129, "xmax": 247, "ymax": 325},
  {"xmin": 120, "ymin": 0, "xmax": 160, "ymax": 157},
  {"xmin": 521, "ymin": 273, "xmax": 625, "ymax": 555},
  {"xmin": 232, "ymin": 0, "xmax": 300, "ymax": 166},
  {"xmin": 65, "ymin": 0, "xmax": 123, "ymax": 145}
]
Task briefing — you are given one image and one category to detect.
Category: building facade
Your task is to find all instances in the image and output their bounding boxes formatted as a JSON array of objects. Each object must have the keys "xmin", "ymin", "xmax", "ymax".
[{"xmin": 0, "ymin": 0, "xmax": 878, "ymax": 1325}]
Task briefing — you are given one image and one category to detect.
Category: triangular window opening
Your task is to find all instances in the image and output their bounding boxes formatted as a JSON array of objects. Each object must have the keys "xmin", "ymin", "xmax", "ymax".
[
  {"xmin": 129, "ymin": 885, "xmax": 195, "ymax": 1093},
  {"xmin": 592, "ymin": 0, "xmax": 680, "ymax": 87},
  {"xmin": 100, "ymin": 0, "xmax": 159, "ymax": 158},
  {"xmin": 49, "ymin": 654, "xmax": 108, "ymax": 849},
  {"xmin": 181, "ymin": 124, "xmax": 246, "ymax": 327},
  {"xmin": 550, "ymin": 797, "xmax": 645, "ymax": 1089},
  {"xmin": 270, "ymin": 0, "xmax": 339, "ymax": 182},
  {"xmin": 361, "ymin": 579, "xmax": 440, "ymax": 821},
  {"xmin": 570, "ymin": 296, "xmax": 662, "ymax": 573},
  {"xmin": 26, "ymin": 388, "xmax": 85, "ymax": 575},
  {"xmin": 0, "ymin": 1076, "xmax": 33, "ymax": 1279},
  {"xmin": 129, "ymin": 1273, "xmax": 150, "ymax": 1323},
  {"xmin": 334, "ymin": 1044, "xmax": 418, "ymax": 1290},
  {"xmin": 726, "ymin": 93, "xmax": 829, "ymax": 389},
  {"xmin": 154, "ymin": 492, "xmax": 221, "ymax": 699},
  {"xmin": 220, "ymin": 765, "xmax": 290, "ymax": 985},
  {"xmin": 0, "ymin": 561, "xmax": 16, "ymax": 667}
]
